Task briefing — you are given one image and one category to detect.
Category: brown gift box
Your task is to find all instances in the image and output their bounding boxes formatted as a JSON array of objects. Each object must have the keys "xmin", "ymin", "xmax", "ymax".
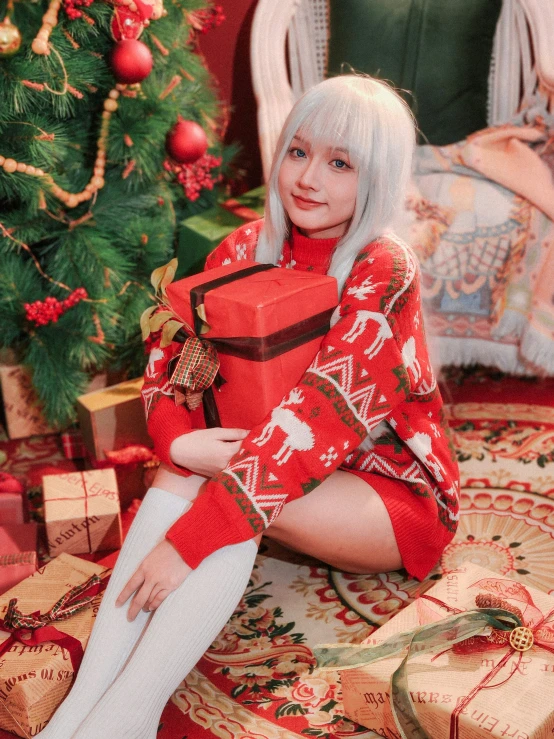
[
  {"xmin": 0, "ymin": 553, "xmax": 107, "ymax": 738},
  {"xmin": 324, "ymin": 563, "xmax": 554, "ymax": 739},
  {"xmin": 43, "ymin": 469, "xmax": 122, "ymax": 557},
  {"xmin": 0, "ymin": 364, "xmax": 54, "ymax": 440},
  {"xmin": 76, "ymin": 377, "xmax": 152, "ymax": 461}
]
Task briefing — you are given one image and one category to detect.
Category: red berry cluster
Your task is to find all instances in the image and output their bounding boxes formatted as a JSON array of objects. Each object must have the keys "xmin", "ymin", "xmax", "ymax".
[
  {"xmin": 197, "ymin": 5, "xmax": 225, "ymax": 33},
  {"xmin": 63, "ymin": 0, "xmax": 94, "ymax": 20},
  {"xmin": 164, "ymin": 153, "xmax": 222, "ymax": 201},
  {"xmin": 24, "ymin": 287, "xmax": 88, "ymax": 326}
]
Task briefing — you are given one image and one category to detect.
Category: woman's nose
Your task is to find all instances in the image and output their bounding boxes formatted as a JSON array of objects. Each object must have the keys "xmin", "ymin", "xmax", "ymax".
[{"xmin": 297, "ymin": 159, "xmax": 319, "ymax": 190}]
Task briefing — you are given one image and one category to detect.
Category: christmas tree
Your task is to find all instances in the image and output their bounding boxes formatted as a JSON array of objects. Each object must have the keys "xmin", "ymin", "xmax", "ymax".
[{"xmin": 0, "ymin": 0, "xmax": 230, "ymax": 429}]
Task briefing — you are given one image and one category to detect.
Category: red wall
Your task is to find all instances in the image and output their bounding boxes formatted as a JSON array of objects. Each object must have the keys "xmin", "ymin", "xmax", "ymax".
[{"xmin": 198, "ymin": 0, "xmax": 263, "ymax": 192}]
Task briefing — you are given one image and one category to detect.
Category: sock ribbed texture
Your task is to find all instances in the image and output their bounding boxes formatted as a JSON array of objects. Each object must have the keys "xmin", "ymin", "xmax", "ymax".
[
  {"xmin": 37, "ymin": 487, "xmax": 192, "ymax": 739},
  {"xmin": 72, "ymin": 538, "xmax": 258, "ymax": 739}
]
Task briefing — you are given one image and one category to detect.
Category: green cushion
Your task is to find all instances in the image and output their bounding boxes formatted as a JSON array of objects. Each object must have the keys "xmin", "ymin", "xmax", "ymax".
[{"xmin": 327, "ymin": 0, "xmax": 503, "ymax": 145}]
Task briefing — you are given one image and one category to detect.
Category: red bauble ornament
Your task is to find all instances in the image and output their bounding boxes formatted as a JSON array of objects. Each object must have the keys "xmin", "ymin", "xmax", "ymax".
[
  {"xmin": 110, "ymin": 39, "xmax": 153, "ymax": 84},
  {"xmin": 165, "ymin": 120, "xmax": 208, "ymax": 164}
]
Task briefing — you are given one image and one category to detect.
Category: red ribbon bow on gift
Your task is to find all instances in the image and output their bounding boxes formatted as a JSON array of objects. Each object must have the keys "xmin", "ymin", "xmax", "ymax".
[
  {"xmin": 0, "ymin": 574, "xmax": 104, "ymax": 672},
  {"xmin": 423, "ymin": 576, "xmax": 554, "ymax": 739}
]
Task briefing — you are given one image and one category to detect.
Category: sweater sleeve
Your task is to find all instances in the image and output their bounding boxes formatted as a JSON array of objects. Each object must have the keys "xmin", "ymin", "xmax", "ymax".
[
  {"xmin": 166, "ymin": 238, "xmax": 418, "ymax": 567},
  {"xmin": 142, "ymin": 220, "xmax": 265, "ymax": 472}
]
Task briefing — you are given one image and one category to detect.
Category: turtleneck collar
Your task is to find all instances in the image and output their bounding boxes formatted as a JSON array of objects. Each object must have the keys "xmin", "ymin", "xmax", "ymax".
[{"xmin": 284, "ymin": 226, "xmax": 340, "ymax": 274}]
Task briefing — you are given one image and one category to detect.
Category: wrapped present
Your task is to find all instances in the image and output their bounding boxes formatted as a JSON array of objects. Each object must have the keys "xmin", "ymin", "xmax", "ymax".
[
  {"xmin": 0, "ymin": 358, "xmax": 107, "ymax": 440},
  {"xmin": 315, "ymin": 563, "xmax": 554, "ymax": 739},
  {"xmin": 76, "ymin": 377, "xmax": 152, "ymax": 462},
  {"xmin": 0, "ymin": 552, "xmax": 38, "ymax": 596},
  {"xmin": 0, "ymin": 524, "xmax": 38, "ymax": 593},
  {"xmin": 1, "ymin": 473, "xmax": 25, "ymax": 524},
  {"xmin": 0, "ymin": 363, "xmax": 54, "ymax": 439},
  {"xmin": 0, "ymin": 495, "xmax": 24, "ymax": 526},
  {"xmin": 0, "ymin": 523, "xmax": 38, "ymax": 554},
  {"xmin": 87, "ymin": 445, "xmax": 159, "ymax": 510},
  {"xmin": 0, "ymin": 553, "xmax": 107, "ymax": 737},
  {"xmin": 176, "ymin": 185, "xmax": 265, "ymax": 278},
  {"xmin": 158, "ymin": 259, "xmax": 338, "ymax": 430},
  {"xmin": 43, "ymin": 469, "xmax": 122, "ymax": 556},
  {"xmin": 60, "ymin": 428, "xmax": 86, "ymax": 460}
]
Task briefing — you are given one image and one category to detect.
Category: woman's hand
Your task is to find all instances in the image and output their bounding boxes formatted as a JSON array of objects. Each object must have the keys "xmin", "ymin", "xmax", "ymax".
[
  {"xmin": 116, "ymin": 540, "xmax": 191, "ymax": 621},
  {"xmin": 170, "ymin": 427, "xmax": 248, "ymax": 478}
]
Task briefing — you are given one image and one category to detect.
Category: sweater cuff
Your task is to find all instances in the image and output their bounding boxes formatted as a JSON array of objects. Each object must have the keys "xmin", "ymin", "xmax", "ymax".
[
  {"xmin": 148, "ymin": 398, "xmax": 193, "ymax": 476},
  {"xmin": 165, "ymin": 487, "xmax": 251, "ymax": 568}
]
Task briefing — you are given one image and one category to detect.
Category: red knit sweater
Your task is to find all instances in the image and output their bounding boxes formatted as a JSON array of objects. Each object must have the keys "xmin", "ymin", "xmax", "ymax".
[{"xmin": 142, "ymin": 220, "xmax": 460, "ymax": 578}]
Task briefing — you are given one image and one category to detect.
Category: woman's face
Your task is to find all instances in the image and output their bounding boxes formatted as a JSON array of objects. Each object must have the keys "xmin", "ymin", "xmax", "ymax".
[{"xmin": 278, "ymin": 132, "xmax": 358, "ymax": 239}]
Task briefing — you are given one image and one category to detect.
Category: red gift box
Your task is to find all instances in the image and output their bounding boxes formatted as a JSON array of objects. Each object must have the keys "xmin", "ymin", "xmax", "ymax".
[
  {"xmin": 61, "ymin": 428, "xmax": 86, "ymax": 459},
  {"xmin": 164, "ymin": 261, "xmax": 338, "ymax": 429},
  {"xmin": 0, "ymin": 492, "xmax": 24, "ymax": 525},
  {"xmin": 0, "ymin": 523, "xmax": 38, "ymax": 554}
]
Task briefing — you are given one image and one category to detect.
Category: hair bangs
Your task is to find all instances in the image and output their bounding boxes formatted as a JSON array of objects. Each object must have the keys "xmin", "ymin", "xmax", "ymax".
[{"xmin": 293, "ymin": 89, "xmax": 370, "ymax": 170}]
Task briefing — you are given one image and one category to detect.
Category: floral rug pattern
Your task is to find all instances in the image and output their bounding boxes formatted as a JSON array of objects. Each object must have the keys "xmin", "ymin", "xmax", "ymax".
[{"xmin": 1, "ymin": 371, "xmax": 553, "ymax": 738}]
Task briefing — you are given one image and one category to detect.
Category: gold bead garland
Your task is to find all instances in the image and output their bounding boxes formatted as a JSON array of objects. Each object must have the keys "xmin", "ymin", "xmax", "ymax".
[
  {"xmin": 0, "ymin": 88, "xmax": 123, "ymax": 208},
  {"xmin": 32, "ymin": 0, "xmax": 62, "ymax": 55}
]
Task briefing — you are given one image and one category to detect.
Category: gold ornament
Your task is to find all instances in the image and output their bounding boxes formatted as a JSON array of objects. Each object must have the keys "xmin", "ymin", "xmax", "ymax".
[
  {"xmin": 509, "ymin": 626, "xmax": 534, "ymax": 652},
  {"xmin": 0, "ymin": 17, "xmax": 22, "ymax": 56}
]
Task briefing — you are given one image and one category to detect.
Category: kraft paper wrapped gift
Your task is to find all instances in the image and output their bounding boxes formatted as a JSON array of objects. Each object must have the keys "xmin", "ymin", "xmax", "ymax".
[
  {"xmin": 176, "ymin": 185, "xmax": 265, "ymax": 278},
  {"xmin": 43, "ymin": 469, "xmax": 122, "ymax": 556},
  {"xmin": 162, "ymin": 259, "xmax": 339, "ymax": 430},
  {"xmin": 0, "ymin": 363, "xmax": 55, "ymax": 439},
  {"xmin": 0, "ymin": 358, "xmax": 107, "ymax": 440},
  {"xmin": 76, "ymin": 377, "xmax": 152, "ymax": 461},
  {"xmin": 315, "ymin": 563, "xmax": 554, "ymax": 739},
  {"xmin": 0, "ymin": 553, "xmax": 107, "ymax": 738}
]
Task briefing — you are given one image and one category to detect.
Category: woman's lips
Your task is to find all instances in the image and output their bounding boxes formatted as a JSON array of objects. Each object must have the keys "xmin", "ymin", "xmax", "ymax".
[{"xmin": 292, "ymin": 194, "xmax": 324, "ymax": 209}]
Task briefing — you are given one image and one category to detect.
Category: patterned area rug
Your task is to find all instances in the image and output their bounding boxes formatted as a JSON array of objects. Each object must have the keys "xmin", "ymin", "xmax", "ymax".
[{"xmin": 1, "ymin": 369, "xmax": 553, "ymax": 739}]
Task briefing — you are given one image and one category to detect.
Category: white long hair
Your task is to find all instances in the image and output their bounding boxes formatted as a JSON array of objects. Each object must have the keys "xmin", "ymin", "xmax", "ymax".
[{"xmin": 255, "ymin": 75, "xmax": 416, "ymax": 294}]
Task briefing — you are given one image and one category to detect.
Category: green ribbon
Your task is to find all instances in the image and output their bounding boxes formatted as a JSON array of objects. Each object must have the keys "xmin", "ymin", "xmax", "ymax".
[{"xmin": 314, "ymin": 607, "xmax": 521, "ymax": 739}]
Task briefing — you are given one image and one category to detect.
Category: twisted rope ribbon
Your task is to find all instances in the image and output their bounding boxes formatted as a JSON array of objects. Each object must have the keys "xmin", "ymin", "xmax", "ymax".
[{"xmin": 0, "ymin": 574, "xmax": 104, "ymax": 671}]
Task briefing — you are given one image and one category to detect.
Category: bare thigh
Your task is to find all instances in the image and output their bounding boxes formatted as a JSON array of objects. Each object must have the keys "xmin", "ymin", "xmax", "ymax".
[{"xmin": 263, "ymin": 470, "xmax": 402, "ymax": 574}]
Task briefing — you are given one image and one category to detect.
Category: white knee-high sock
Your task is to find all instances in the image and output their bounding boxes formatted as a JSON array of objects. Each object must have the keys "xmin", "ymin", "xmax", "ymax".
[
  {"xmin": 72, "ymin": 538, "xmax": 258, "ymax": 739},
  {"xmin": 37, "ymin": 487, "xmax": 193, "ymax": 739}
]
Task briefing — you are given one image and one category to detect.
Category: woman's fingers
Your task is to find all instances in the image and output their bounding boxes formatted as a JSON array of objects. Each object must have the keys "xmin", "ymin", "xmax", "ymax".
[
  {"xmin": 213, "ymin": 427, "xmax": 249, "ymax": 441},
  {"xmin": 116, "ymin": 569, "xmax": 144, "ymax": 608},
  {"xmin": 146, "ymin": 588, "xmax": 170, "ymax": 612},
  {"xmin": 143, "ymin": 584, "xmax": 164, "ymax": 612},
  {"xmin": 127, "ymin": 580, "xmax": 155, "ymax": 622}
]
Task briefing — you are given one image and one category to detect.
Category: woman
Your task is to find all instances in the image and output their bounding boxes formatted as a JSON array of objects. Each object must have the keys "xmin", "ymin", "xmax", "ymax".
[{"xmin": 40, "ymin": 74, "xmax": 460, "ymax": 738}]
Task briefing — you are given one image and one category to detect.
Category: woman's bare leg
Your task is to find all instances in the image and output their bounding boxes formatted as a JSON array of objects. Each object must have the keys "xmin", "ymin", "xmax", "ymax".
[{"xmin": 265, "ymin": 470, "xmax": 402, "ymax": 573}]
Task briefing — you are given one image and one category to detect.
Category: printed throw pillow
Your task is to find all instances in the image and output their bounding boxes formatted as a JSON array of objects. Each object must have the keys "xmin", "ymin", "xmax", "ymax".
[{"xmin": 327, "ymin": 0, "xmax": 503, "ymax": 145}]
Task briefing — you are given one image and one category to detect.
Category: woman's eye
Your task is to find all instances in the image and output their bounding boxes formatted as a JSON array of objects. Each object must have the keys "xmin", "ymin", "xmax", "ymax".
[
  {"xmin": 290, "ymin": 147, "xmax": 306, "ymax": 158},
  {"xmin": 332, "ymin": 159, "xmax": 350, "ymax": 169}
]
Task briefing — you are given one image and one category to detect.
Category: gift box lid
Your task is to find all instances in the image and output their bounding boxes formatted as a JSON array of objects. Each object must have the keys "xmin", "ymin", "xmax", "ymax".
[
  {"xmin": 76, "ymin": 377, "xmax": 143, "ymax": 412},
  {"xmin": 166, "ymin": 260, "xmax": 338, "ymax": 341}
]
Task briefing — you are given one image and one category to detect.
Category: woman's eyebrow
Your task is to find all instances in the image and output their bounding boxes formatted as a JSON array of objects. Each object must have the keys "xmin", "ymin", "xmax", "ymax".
[{"xmin": 330, "ymin": 146, "xmax": 350, "ymax": 156}]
